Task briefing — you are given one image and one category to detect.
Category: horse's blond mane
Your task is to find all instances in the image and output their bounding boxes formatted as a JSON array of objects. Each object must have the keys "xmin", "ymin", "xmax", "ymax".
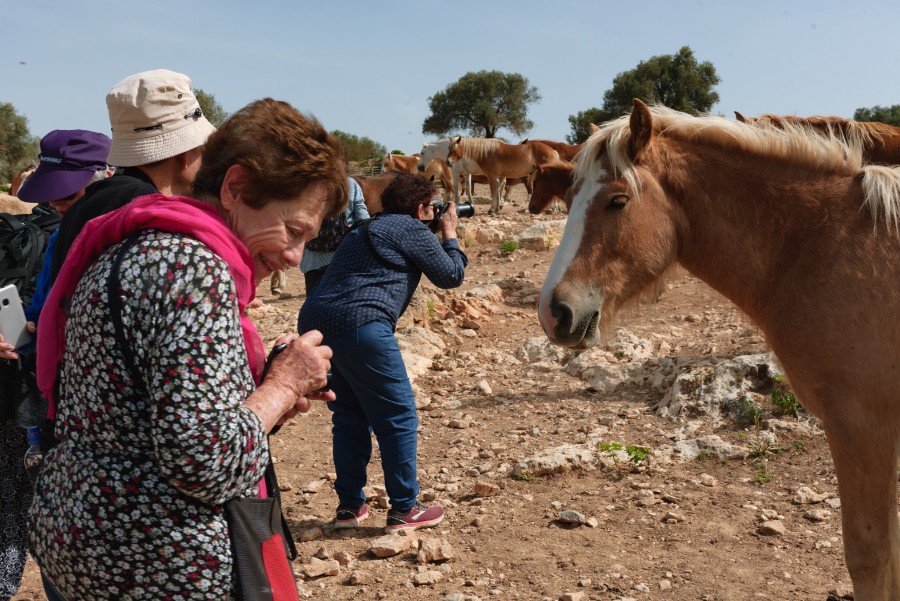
[
  {"xmin": 753, "ymin": 114, "xmax": 895, "ymax": 155},
  {"xmin": 575, "ymin": 105, "xmax": 900, "ymax": 233},
  {"xmin": 862, "ymin": 166, "xmax": 900, "ymax": 233},
  {"xmin": 458, "ymin": 137, "xmax": 502, "ymax": 162}
]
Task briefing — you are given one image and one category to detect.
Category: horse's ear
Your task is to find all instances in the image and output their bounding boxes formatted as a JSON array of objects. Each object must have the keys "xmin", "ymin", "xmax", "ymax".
[
  {"xmin": 452, "ymin": 135, "xmax": 461, "ymax": 144},
  {"xmin": 521, "ymin": 138, "xmax": 529, "ymax": 144},
  {"xmin": 589, "ymin": 123, "xmax": 601, "ymax": 134},
  {"xmin": 734, "ymin": 111, "xmax": 747, "ymax": 123},
  {"xmin": 628, "ymin": 99, "xmax": 653, "ymax": 160}
]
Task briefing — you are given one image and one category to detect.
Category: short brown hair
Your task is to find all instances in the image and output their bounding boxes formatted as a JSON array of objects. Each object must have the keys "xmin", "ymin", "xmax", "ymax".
[
  {"xmin": 192, "ymin": 98, "xmax": 348, "ymax": 218},
  {"xmin": 380, "ymin": 172, "xmax": 436, "ymax": 216}
]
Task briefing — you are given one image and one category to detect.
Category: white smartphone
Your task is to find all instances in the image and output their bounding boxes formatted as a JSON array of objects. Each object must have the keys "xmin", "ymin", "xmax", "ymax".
[{"xmin": 0, "ymin": 284, "xmax": 31, "ymax": 349}]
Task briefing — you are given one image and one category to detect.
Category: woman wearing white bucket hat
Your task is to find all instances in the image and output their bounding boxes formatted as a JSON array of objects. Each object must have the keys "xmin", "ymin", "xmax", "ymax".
[{"xmin": 50, "ymin": 69, "xmax": 216, "ymax": 282}]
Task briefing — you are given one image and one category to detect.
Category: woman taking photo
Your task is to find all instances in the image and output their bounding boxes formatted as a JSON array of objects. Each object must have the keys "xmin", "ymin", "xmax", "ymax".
[
  {"xmin": 298, "ymin": 173, "xmax": 467, "ymax": 532},
  {"xmin": 28, "ymin": 98, "xmax": 347, "ymax": 599}
]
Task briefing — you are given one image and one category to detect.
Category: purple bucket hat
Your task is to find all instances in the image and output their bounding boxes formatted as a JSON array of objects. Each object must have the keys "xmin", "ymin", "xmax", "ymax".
[{"xmin": 17, "ymin": 129, "xmax": 112, "ymax": 203}]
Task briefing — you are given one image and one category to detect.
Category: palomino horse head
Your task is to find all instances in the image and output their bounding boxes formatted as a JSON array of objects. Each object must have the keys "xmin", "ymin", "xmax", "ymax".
[
  {"xmin": 538, "ymin": 100, "xmax": 679, "ymax": 348},
  {"xmin": 445, "ymin": 136, "xmax": 463, "ymax": 168}
]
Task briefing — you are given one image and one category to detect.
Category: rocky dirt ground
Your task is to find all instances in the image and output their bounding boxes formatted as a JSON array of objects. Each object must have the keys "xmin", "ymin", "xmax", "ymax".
[{"xmin": 15, "ymin": 184, "xmax": 860, "ymax": 601}]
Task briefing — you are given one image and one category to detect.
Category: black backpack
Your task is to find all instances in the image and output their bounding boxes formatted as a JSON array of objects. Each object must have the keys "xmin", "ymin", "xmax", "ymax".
[
  {"xmin": 0, "ymin": 205, "xmax": 61, "ymax": 306},
  {"xmin": 306, "ymin": 211, "xmax": 349, "ymax": 252}
]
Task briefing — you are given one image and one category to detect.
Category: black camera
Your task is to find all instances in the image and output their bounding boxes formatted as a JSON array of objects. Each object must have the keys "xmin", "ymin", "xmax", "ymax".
[
  {"xmin": 427, "ymin": 200, "xmax": 474, "ymax": 232},
  {"xmin": 433, "ymin": 200, "xmax": 475, "ymax": 218}
]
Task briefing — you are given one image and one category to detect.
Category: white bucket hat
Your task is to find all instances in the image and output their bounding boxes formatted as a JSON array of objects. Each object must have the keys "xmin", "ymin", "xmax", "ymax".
[{"xmin": 106, "ymin": 69, "xmax": 217, "ymax": 167}]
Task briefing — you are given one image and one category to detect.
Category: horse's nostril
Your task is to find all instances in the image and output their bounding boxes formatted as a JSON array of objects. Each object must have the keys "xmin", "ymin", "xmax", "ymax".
[{"xmin": 551, "ymin": 300, "xmax": 574, "ymax": 335}]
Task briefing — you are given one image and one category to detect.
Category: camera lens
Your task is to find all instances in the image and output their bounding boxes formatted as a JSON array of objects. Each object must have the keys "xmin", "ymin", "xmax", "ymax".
[{"xmin": 456, "ymin": 202, "xmax": 475, "ymax": 218}]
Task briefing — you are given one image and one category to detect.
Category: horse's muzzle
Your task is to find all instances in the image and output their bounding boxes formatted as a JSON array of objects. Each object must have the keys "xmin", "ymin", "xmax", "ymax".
[{"xmin": 547, "ymin": 299, "xmax": 599, "ymax": 348}]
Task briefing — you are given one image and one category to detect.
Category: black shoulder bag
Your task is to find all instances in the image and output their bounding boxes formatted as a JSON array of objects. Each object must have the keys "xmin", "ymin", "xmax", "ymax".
[{"xmin": 107, "ymin": 234, "xmax": 299, "ymax": 601}]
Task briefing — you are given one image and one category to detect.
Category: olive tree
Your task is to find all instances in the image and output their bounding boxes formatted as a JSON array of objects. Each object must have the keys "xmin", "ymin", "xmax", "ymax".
[
  {"xmin": 423, "ymin": 70, "xmax": 540, "ymax": 139},
  {"xmin": 0, "ymin": 102, "xmax": 39, "ymax": 183},
  {"xmin": 567, "ymin": 46, "xmax": 720, "ymax": 143},
  {"xmin": 853, "ymin": 105, "xmax": 900, "ymax": 126},
  {"xmin": 194, "ymin": 89, "xmax": 229, "ymax": 127}
]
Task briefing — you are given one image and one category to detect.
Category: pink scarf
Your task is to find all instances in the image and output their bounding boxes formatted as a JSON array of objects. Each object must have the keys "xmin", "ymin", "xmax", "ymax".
[{"xmin": 38, "ymin": 194, "xmax": 264, "ymax": 418}]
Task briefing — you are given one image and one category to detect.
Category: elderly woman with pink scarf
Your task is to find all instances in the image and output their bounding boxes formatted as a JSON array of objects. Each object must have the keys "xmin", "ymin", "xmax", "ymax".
[{"xmin": 27, "ymin": 98, "xmax": 347, "ymax": 600}]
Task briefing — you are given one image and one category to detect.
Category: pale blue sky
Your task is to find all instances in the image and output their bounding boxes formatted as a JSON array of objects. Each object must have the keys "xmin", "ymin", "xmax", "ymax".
[{"xmin": 2, "ymin": 0, "xmax": 899, "ymax": 155}]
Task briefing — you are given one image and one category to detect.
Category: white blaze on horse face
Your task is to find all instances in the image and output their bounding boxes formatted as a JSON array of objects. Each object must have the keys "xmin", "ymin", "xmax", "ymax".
[{"xmin": 538, "ymin": 176, "xmax": 602, "ymax": 336}]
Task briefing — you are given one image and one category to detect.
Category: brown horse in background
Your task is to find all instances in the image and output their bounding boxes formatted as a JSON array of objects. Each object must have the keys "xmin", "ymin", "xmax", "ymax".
[
  {"xmin": 736, "ymin": 111, "xmax": 900, "ymax": 165},
  {"xmin": 381, "ymin": 153, "xmax": 421, "ymax": 174},
  {"xmin": 519, "ymin": 139, "xmax": 583, "ymax": 162},
  {"xmin": 352, "ymin": 171, "xmax": 401, "ymax": 215},
  {"xmin": 422, "ymin": 158, "xmax": 453, "ymax": 203},
  {"xmin": 540, "ymin": 99, "xmax": 900, "ymax": 600},
  {"xmin": 527, "ymin": 161, "xmax": 574, "ymax": 214},
  {"xmin": 446, "ymin": 137, "xmax": 559, "ymax": 213}
]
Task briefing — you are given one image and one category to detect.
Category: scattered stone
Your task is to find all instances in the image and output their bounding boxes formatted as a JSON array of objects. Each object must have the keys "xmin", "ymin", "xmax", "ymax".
[
  {"xmin": 474, "ymin": 481, "xmax": 501, "ymax": 497},
  {"xmin": 662, "ymin": 511, "xmax": 684, "ymax": 523},
  {"xmin": 559, "ymin": 592, "xmax": 585, "ymax": 601},
  {"xmin": 828, "ymin": 584, "xmax": 854, "ymax": 599},
  {"xmin": 804, "ymin": 508, "xmax": 832, "ymax": 522},
  {"xmin": 557, "ymin": 510, "xmax": 588, "ymax": 525},
  {"xmin": 413, "ymin": 570, "xmax": 443, "ymax": 585},
  {"xmin": 303, "ymin": 557, "xmax": 340, "ymax": 579},
  {"xmin": 794, "ymin": 486, "xmax": 830, "ymax": 504},
  {"xmin": 348, "ymin": 570, "xmax": 373, "ymax": 585},
  {"xmin": 475, "ymin": 380, "xmax": 493, "ymax": 395},
  {"xmin": 299, "ymin": 527, "xmax": 323, "ymax": 542},
  {"xmin": 758, "ymin": 520, "xmax": 786, "ymax": 536},
  {"xmin": 699, "ymin": 473, "xmax": 718, "ymax": 487},
  {"xmin": 417, "ymin": 538, "xmax": 455, "ymax": 563},
  {"xmin": 370, "ymin": 533, "xmax": 414, "ymax": 557}
]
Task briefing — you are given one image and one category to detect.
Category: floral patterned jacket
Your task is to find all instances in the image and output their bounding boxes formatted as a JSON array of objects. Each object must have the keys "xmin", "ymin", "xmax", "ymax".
[{"xmin": 29, "ymin": 230, "xmax": 268, "ymax": 600}]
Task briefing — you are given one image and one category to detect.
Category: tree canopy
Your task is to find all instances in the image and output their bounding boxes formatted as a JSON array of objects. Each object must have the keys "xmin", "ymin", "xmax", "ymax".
[
  {"xmin": 567, "ymin": 46, "xmax": 720, "ymax": 143},
  {"xmin": 423, "ymin": 70, "xmax": 541, "ymax": 139},
  {"xmin": 331, "ymin": 130, "xmax": 386, "ymax": 163},
  {"xmin": 853, "ymin": 105, "xmax": 900, "ymax": 126},
  {"xmin": 0, "ymin": 102, "xmax": 39, "ymax": 183},
  {"xmin": 194, "ymin": 89, "xmax": 229, "ymax": 127}
]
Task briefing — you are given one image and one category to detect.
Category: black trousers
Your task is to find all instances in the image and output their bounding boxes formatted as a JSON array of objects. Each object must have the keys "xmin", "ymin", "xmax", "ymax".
[{"xmin": 0, "ymin": 422, "xmax": 30, "ymax": 598}]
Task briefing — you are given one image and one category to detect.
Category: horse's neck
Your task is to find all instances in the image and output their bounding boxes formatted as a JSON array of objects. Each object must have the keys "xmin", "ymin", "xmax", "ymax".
[{"xmin": 664, "ymin": 144, "xmax": 857, "ymax": 322}]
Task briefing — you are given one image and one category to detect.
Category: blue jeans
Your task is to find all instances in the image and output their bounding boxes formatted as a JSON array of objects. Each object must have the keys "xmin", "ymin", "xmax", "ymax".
[{"xmin": 327, "ymin": 321, "xmax": 419, "ymax": 513}]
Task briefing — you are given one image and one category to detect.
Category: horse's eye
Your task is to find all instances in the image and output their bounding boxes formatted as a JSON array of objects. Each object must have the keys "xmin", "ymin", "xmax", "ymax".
[{"xmin": 608, "ymin": 195, "xmax": 629, "ymax": 209}]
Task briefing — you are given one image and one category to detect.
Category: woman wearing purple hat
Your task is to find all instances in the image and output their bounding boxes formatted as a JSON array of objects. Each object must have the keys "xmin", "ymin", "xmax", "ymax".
[{"xmin": 0, "ymin": 129, "xmax": 111, "ymax": 601}]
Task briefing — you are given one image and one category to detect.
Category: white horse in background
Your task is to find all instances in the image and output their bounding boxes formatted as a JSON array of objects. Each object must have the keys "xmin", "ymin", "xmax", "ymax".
[{"xmin": 418, "ymin": 138, "xmax": 480, "ymax": 204}]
